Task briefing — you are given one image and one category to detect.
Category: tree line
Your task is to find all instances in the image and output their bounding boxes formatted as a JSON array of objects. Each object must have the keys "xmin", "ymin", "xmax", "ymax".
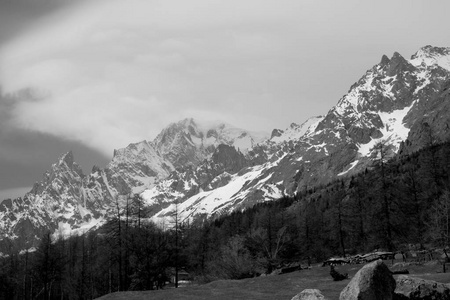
[{"xmin": 1, "ymin": 138, "xmax": 450, "ymax": 299}]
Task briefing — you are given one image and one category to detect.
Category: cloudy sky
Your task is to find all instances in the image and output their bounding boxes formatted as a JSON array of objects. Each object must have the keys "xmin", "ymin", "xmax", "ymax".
[{"xmin": 1, "ymin": 0, "xmax": 450, "ymax": 200}]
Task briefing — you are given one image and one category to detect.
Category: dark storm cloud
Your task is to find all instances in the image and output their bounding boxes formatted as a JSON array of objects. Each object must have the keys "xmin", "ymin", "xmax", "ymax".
[
  {"xmin": 0, "ymin": 0, "xmax": 85, "ymax": 44},
  {"xmin": 0, "ymin": 128, "xmax": 111, "ymax": 189},
  {"xmin": 0, "ymin": 89, "xmax": 110, "ymax": 199},
  {"xmin": 0, "ymin": 0, "xmax": 100, "ymax": 200}
]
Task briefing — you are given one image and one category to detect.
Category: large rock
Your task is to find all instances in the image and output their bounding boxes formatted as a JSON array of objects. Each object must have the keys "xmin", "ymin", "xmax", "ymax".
[
  {"xmin": 339, "ymin": 260, "xmax": 396, "ymax": 300},
  {"xmin": 394, "ymin": 275, "xmax": 450, "ymax": 300},
  {"xmin": 291, "ymin": 289, "xmax": 328, "ymax": 300}
]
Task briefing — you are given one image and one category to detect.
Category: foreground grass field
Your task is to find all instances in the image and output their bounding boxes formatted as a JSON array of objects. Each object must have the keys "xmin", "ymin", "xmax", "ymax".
[{"xmin": 96, "ymin": 260, "xmax": 450, "ymax": 300}]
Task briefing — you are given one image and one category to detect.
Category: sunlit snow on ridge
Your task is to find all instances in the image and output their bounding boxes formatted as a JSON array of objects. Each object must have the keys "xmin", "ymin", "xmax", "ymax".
[
  {"xmin": 270, "ymin": 116, "xmax": 324, "ymax": 143},
  {"xmin": 410, "ymin": 47, "xmax": 450, "ymax": 72},
  {"xmin": 151, "ymin": 156, "xmax": 285, "ymax": 226},
  {"xmin": 52, "ymin": 216, "xmax": 105, "ymax": 240},
  {"xmin": 338, "ymin": 160, "xmax": 359, "ymax": 176},
  {"xmin": 358, "ymin": 101, "xmax": 415, "ymax": 156},
  {"xmin": 151, "ymin": 164, "xmax": 267, "ymax": 223}
]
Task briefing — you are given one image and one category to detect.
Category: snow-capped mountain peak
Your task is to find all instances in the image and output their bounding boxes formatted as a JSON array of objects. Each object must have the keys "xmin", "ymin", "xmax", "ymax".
[
  {"xmin": 410, "ymin": 45, "xmax": 450, "ymax": 71},
  {"xmin": 3, "ymin": 45, "xmax": 450, "ymax": 251},
  {"xmin": 153, "ymin": 118, "xmax": 268, "ymax": 168}
]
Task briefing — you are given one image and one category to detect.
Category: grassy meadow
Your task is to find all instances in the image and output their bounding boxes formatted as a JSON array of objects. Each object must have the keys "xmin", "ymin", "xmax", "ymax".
[{"xmin": 96, "ymin": 260, "xmax": 450, "ymax": 300}]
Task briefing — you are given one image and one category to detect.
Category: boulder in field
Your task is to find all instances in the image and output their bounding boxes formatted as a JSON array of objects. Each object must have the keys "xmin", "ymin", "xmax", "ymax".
[
  {"xmin": 339, "ymin": 260, "xmax": 396, "ymax": 300},
  {"xmin": 291, "ymin": 289, "xmax": 328, "ymax": 300},
  {"xmin": 394, "ymin": 275, "xmax": 450, "ymax": 300}
]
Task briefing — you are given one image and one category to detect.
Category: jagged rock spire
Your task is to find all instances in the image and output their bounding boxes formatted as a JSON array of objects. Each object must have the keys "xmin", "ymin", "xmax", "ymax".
[{"xmin": 61, "ymin": 151, "xmax": 74, "ymax": 167}]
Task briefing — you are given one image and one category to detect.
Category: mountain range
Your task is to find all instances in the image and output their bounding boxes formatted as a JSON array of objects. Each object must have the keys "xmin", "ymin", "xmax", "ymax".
[{"xmin": 1, "ymin": 45, "xmax": 450, "ymax": 251}]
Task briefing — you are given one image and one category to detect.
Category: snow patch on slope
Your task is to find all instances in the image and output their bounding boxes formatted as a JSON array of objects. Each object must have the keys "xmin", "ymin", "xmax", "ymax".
[
  {"xmin": 338, "ymin": 160, "xmax": 359, "ymax": 176},
  {"xmin": 358, "ymin": 102, "xmax": 415, "ymax": 156},
  {"xmin": 335, "ymin": 71, "xmax": 377, "ymax": 115},
  {"xmin": 151, "ymin": 156, "xmax": 284, "ymax": 225},
  {"xmin": 153, "ymin": 164, "xmax": 266, "ymax": 221},
  {"xmin": 414, "ymin": 69, "xmax": 431, "ymax": 94},
  {"xmin": 53, "ymin": 216, "xmax": 105, "ymax": 240},
  {"xmin": 271, "ymin": 116, "xmax": 324, "ymax": 143},
  {"xmin": 141, "ymin": 179, "xmax": 184, "ymax": 206}
]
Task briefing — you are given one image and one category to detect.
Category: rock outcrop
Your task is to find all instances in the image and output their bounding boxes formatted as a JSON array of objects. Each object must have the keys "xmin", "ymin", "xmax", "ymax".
[
  {"xmin": 291, "ymin": 289, "xmax": 328, "ymax": 300},
  {"xmin": 339, "ymin": 260, "xmax": 396, "ymax": 300},
  {"xmin": 292, "ymin": 260, "xmax": 450, "ymax": 300},
  {"xmin": 394, "ymin": 275, "xmax": 450, "ymax": 300}
]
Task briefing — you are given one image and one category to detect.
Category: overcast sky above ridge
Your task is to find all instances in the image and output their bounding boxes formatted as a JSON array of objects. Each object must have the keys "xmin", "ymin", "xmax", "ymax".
[{"xmin": 1, "ymin": 0, "xmax": 450, "ymax": 200}]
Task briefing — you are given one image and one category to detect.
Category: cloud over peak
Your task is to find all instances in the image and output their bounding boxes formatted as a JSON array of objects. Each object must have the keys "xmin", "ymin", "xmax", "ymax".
[
  {"xmin": 2, "ymin": 0, "xmax": 450, "ymax": 158},
  {"xmin": 0, "ymin": 0, "xmax": 307, "ymax": 155}
]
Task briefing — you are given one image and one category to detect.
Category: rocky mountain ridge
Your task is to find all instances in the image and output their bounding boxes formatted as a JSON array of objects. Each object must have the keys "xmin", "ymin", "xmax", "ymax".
[
  {"xmin": 0, "ymin": 120, "xmax": 269, "ymax": 249},
  {"xmin": 2, "ymin": 45, "xmax": 450, "ymax": 250}
]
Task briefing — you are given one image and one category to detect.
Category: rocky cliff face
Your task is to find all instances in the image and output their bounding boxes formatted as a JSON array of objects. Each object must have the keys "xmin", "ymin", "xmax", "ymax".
[
  {"xmin": 2, "ymin": 45, "xmax": 450, "ymax": 250},
  {"xmin": 0, "ymin": 152, "xmax": 111, "ymax": 250}
]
